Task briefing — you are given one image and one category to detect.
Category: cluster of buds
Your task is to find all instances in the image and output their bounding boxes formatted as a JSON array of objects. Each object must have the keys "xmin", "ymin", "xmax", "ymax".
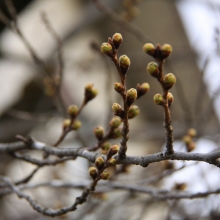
[
  {"xmin": 84, "ymin": 84, "xmax": 98, "ymax": 103},
  {"xmin": 62, "ymin": 119, "xmax": 81, "ymax": 131},
  {"xmin": 182, "ymin": 128, "xmax": 197, "ymax": 152},
  {"xmin": 143, "ymin": 43, "xmax": 172, "ymax": 61},
  {"xmin": 88, "ymin": 145, "xmax": 119, "ymax": 181}
]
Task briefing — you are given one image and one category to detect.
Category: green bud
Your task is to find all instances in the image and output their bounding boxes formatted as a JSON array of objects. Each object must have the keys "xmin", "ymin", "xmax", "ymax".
[
  {"xmin": 72, "ymin": 120, "xmax": 82, "ymax": 130},
  {"xmin": 114, "ymin": 82, "xmax": 124, "ymax": 93},
  {"xmin": 101, "ymin": 42, "xmax": 113, "ymax": 57},
  {"xmin": 100, "ymin": 171, "xmax": 110, "ymax": 180},
  {"xmin": 119, "ymin": 55, "xmax": 130, "ymax": 74},
  {"xmin": 89, "ymin": 167, "xmax": 98, "ymax": 179},
  {"xmin": 112, "ymin": 103, "xmax": 124, "ymax": 118},
  {"xmin": 63, "ymin": 119, "xmax": 71, "ymax": 130},
  {"xmin": 94, "ymin": 126, "xmax": 104, "ymax": 140},
  {"xmin": 101, "ymin": 142, "xmax": 111, "ymax": 151},
  {"xmin": 182, "ymin": 135, "xmax": 192, "ymax": 145},
  {"xmin": 127, "ymin": 88, "xmax": 137, "ymax": 106},
  {"xmin": 147, "ymin": 62, "xmax": 159, "ymax": 78},
  {"xmin": 187, "ymin": 128, "xmax": 197, "ymax": 138},
  {"xmin": 85, "ymin": 84, "xmax": 98, "ymax": 102},
  {"xmin": 161, "ymin": 44, "xmax": 172, "ymax": 59},
  {"xmin": 143, "ymin": 43, "xmax": 155, "ymax": 56},
  {"xmin": 153, "ymin": 93, "xmax": 164, "ymax": 105},
  {"xmin": 128, "ymin": 105, "xmax": 140, "ymax": 119},
  {"xmin": 109, "ymin": 116, "xmax": 122, "ymax": 128},
  {"xmin": 112, "ymin": 33, "xmax": 123, "ymax": 49},
  {"xmin": 108, "ymin": 158, "xmax": 117, "ymax": 166},
  {"xmin": 67, "ymin": 105, "xmax": 78, "ymax": 118},
  {"xmin": 95, "ymin": 157, "xmax": 105, "ymax": 169},
  {"xmin": 111, "ymin": 129, "xmax": 121, "ymax": 139},
  {"xmin": 163, "ymin": 73, "xmax": 176, "ymax": 90},
  {"xmin": 137, "ymin": 82, "xmax": 150, "ymax": 98}
]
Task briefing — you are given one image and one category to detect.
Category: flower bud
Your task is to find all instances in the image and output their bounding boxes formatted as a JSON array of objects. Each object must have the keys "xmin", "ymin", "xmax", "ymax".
[
  {"xmin": 112, "ymin": 103, "xmax": 124, "ymax": 118},
  {"xmin": 108, "ymin": 144, "xmax": 119, "ymax": 156},
  {"xmin": 63, "ymin": 119, "xmax": 71, "ymax": 130},
  {"xmin": 109, "ymin": 116, "xmax": 122, "ymax": 128},
  {"xmin": 111, "ymin": 128, "xmax": 121, "ymax": 139},
  {"xmin": 85, "ymin": 84, "xmax": 98, "ymax": 102},
  {"xmin": 174, "ymin": 183, "xmax": 187, "ymax": 191},
  {"xmin": 153, "ymin": 93, "xmax": 164, "ymax": 105},
  {"xmin": 94, "ymin": 126, "xmax": 104, "ymax": 140},
  {"xmin": 108, "ymin": 158, "xmax": 117, "ymax": 166},
  {"xmin": 187, "ymin": 128, "xmax": 197, "ymax": 138},
  {"xmin": 137, "ymin": 82, "xmax": 150, "ymax": 98},
  {"xmin": 119, "ymin": 55, "xmax": 130, "ymax": 74},
  {"xmin": 186, "ymin": 141, "xmax": 196, "ymax": 152},
  {"xmin": 163, "ymin": 73, "xmax": 176, "ymax": 90},
  {"xmin": 95, "ymin": 157, "xmax": 105, "ymax": 169},
  {"xmin": 147, "ymin": 62, "xmax": 159, "ymax": 78},
  {"xmin": 143, "ymin": 43, "xmax": 155, "ymax": 56},
  {"xmin": 127, "ymin": 88, "xmax": 137, "ymax": 106},
  {"xmin": 128, "ymin": 105, "xmax": 140, "ymax": 119},
  {"xmin": 167, "ymin": 92, "xmax": 174, "ymax": 106},
  {"xmin": 100, "ymin": 171, "xmax": 110, "ymax": 180},
  {"xmin": 101, "ymin": 142, "xmax": 111, "ymax": 151},
  {"xmin": 67, "ymin": 105, "xmax": 78, "ymax": 118},
  {"xmin": 114, "ymin": 82, "xmax": 124, "ymax": 93},
  {"xmin": 161, "ymin": 44, "xmax": 172, "ymax": 59},
  {"xmin": 101, "ymin": 42, "xmax": 113, "ymax": 57},
  {"xmin": 72, "ymin": 120, "xmax": 82, "ymax": 130},
  {"xmin": 89, "ymin": 167, "xmax": 98, "ymax": 179},
  {"xmin": 112, "ymin": 33, "xmax": 123, "ymax": 49},
  {"xmin": 182, "ymin": 135, "xmax": 192, "ymax": 145}
]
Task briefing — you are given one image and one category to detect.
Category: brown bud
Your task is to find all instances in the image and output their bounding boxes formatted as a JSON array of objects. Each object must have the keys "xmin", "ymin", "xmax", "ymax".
[{"xmin": 187, "ymin": 141, "xmax": 196, "ymax": 152}]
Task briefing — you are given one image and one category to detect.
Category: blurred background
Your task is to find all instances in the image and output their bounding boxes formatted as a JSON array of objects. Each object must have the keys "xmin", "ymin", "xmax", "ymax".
[{"xmin": 0, "ymin": 0, "xmax": 220, "ymax": 219}]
